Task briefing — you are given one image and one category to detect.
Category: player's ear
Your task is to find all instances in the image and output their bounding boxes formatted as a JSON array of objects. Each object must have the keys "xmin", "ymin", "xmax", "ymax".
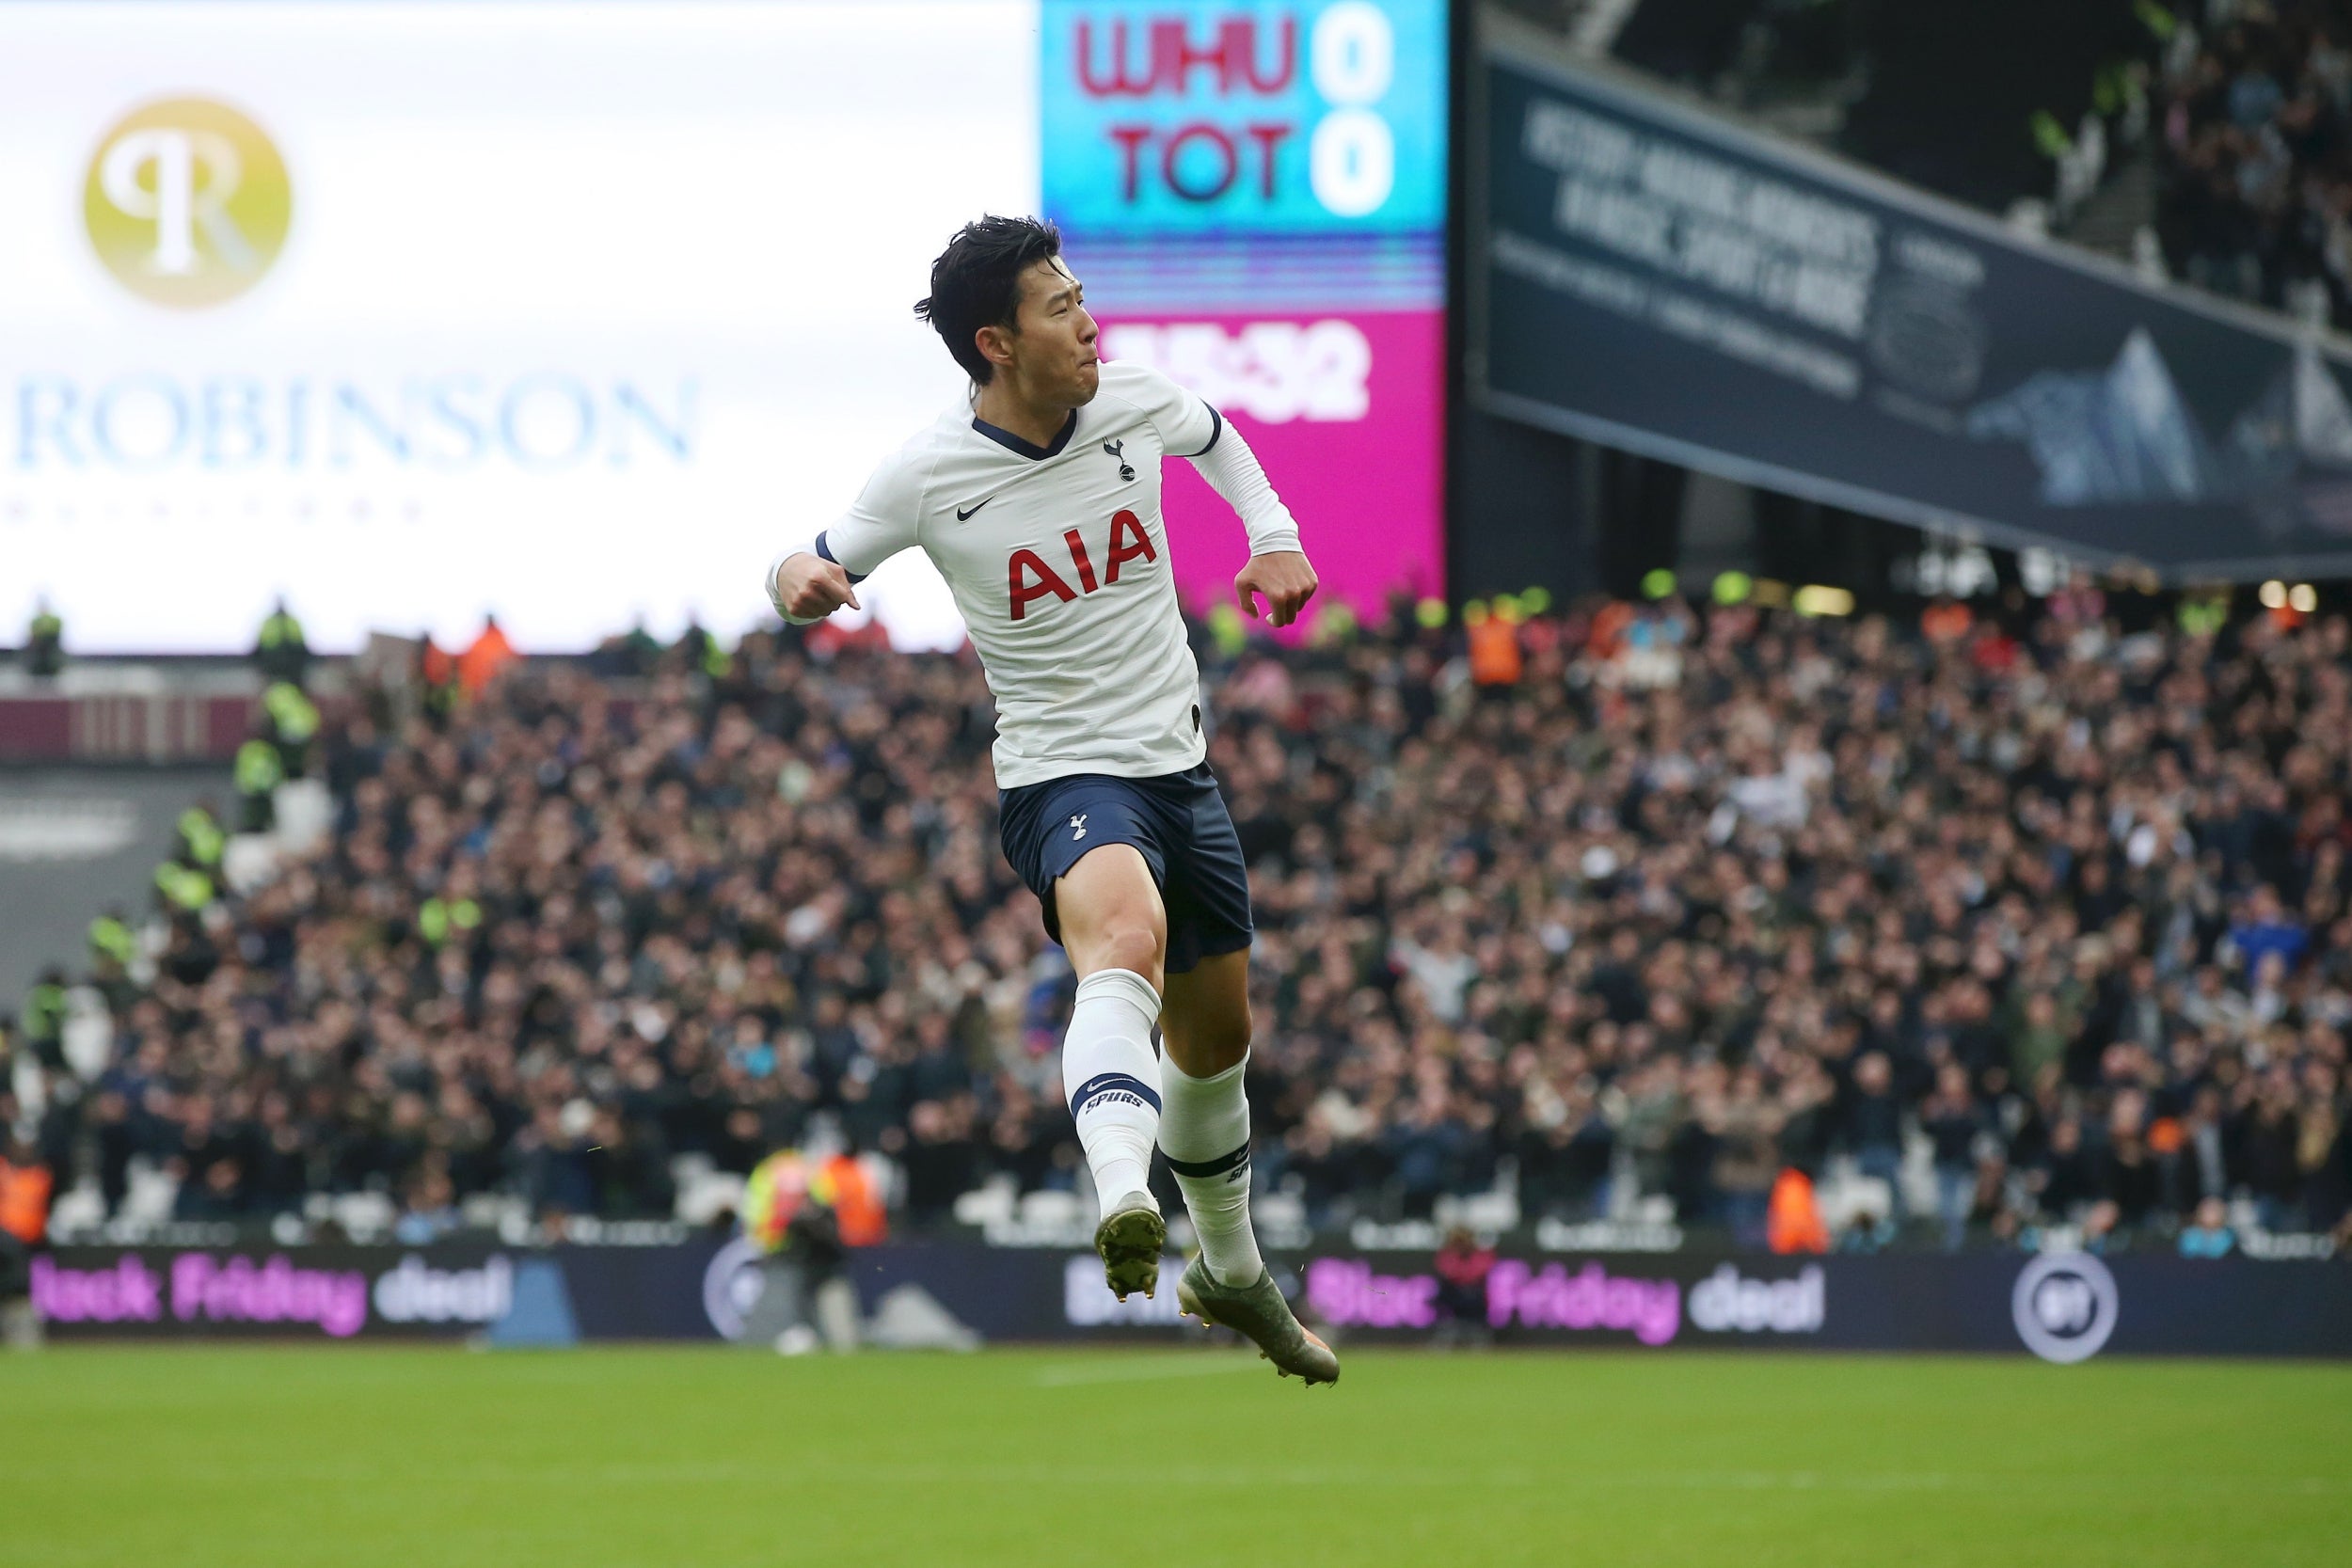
[{"xmin": 975, "ymin": 324, "xmax": 1017, "ymax": 372}]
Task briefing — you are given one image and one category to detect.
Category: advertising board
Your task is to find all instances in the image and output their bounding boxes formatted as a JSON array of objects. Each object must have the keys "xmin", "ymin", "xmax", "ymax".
[
  {"xmin": 34, "ymin": 1241, "xmax": 2352, "ymax": 1362},
  {"xmin": 1471, "ymin": 14, "xmax": 2352, "ymax": 581},
  {"xmin": 0, "ymin": 1, "xmax": 1030, "ymax": 653}
]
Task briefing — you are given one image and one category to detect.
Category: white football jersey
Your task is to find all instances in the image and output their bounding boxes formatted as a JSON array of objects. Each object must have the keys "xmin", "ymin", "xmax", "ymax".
[{"xmin": 804, "ymin": 361, "xmax": 1295, "ymax": 789}]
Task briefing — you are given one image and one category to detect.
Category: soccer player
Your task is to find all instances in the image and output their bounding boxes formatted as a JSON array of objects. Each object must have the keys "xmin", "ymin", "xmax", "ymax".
[{"xmin": 767, "ymin": 216, "xmax": 1337, "ymax": 1386}]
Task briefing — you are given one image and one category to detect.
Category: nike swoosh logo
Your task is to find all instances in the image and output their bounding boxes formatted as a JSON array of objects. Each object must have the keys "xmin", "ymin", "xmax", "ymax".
[{"xmin": 956, "ymin": 497, "xmax": 993, "ymax": 521}]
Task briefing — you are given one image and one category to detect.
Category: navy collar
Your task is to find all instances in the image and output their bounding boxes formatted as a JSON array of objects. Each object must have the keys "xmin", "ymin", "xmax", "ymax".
[{"xmin": 972, "ymin": 408, "xmax": 1077, "ymax": 460}]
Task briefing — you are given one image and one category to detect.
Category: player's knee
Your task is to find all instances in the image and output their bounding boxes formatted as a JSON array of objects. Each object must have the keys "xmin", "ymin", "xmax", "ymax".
[
  {"xmin": 1199, "ymin": 1005, "xmax": 1251, "ymax": 1070},
  {"xmin": 1208, "ymin": 985, "xmax": 1252, "ymax": 1047},
  {"xmin": 1093, "ymin": 922, "xmax": 1164, "ymax": 981}
]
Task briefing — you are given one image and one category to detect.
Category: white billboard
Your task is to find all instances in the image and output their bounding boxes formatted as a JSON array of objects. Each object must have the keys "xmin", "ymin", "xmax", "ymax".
[{"xmin": 0, "ymin": 1, "xmax": 1040, "ymax": 652}]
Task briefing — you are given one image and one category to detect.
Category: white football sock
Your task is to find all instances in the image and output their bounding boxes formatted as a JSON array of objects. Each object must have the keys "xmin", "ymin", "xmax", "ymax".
[
  {"xmin": 1061, "ymin": 967, "xmax": 1164, "ymax": 1213},
  {"xmin": 1160, "ymin": 1053, "xmax": 1263, "ymax": 1287}
]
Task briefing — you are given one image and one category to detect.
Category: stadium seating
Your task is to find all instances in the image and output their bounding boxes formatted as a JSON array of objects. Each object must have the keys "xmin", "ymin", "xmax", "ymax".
[
  {"xmin": 2155, "ymin": 2, "xmax": 2352, "ymax": 325},
  {"xmin": 8, "ymin": 594, "xmax": 2352, "ymax": 1255}
]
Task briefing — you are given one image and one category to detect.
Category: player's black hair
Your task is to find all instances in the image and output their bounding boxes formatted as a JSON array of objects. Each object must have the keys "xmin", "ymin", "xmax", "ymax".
[{"xmin": 914, "ymin": 215, "xmax": 1065, "ymax": 386}]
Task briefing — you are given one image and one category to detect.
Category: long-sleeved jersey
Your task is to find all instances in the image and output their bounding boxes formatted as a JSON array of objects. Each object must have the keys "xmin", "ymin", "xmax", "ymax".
[{"xmin": 771, "ymin": 360, "xmax": 1301, "ymax": 788}]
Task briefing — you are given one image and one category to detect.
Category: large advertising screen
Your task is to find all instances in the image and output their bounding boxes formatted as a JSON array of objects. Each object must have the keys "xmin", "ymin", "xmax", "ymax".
[
  {"xmin": 0, "ymin": 1, "xmax": 1040, "ymax": 654},
  {"xmin": 1, "ymin": 0, "xmax": 1443, "ymax": 655},
  {"xmin": 1471, "ymin": 16, "xmax": 2352, "ymax": 581}
]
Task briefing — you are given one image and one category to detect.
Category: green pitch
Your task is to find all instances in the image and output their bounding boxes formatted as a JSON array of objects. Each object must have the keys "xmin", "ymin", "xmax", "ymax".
[{"xmin": 7, "ymin": 1347, "xmax": 2347, "ymax": 1568}]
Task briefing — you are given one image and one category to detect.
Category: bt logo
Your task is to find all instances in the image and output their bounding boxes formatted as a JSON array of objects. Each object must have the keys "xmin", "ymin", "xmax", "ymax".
[
  {"xmin": 2010, "ymin": 1251, "xmax": 2119, "ymax": 1364},
  {"xmin": 84, "ymin": 98, "xmax": 292, "ymax": 308}
]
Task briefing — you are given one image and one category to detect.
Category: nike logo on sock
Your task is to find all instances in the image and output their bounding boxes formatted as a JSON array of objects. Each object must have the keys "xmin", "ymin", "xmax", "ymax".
[
  {"xmin": 1071, "ymin": 1071, "xmax": 1163, "ymax": 1116},
  {"xmin": 956, "ymin": 497, "xmax": 993, "ymax": 521}
]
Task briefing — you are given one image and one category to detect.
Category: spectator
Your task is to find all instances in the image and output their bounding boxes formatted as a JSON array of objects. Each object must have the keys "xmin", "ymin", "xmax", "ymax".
[
  {"xmin": 1845, "ymin": 1053, "xmax": 1907, "ymax": 1227},
  {"xmin": 0, "ymin": 1132, "xmax": 53, "ymax": 1348},
  {"xmin": 253, "ymin": 597, "xmax": 311, "ymax": 688},
  {"xmin": 1708, "ymin": 1065, "xmax": 1784, "ymax": 1247},
  {"xmin": 1920, "ymin": 1064, "xmax": 1982, "ymax": 1250},
  {"xmin": 2230, "ymin": 883, "xmax": 2310, "ymax": 974},
  {"xmin": 742, "ymin": 1148, "xmax": 859, "ymax": 1354},
  {"xmin": 393, "ymin": 1160, "xmax": 464, "ymax": 1244},
  {"xmin": 901, "ymin": 1099, "xmax": 979, "ymax": 1227},
  {"xmin": 24, "ymin": 596, "xmax": 63, "ymax": 678},
  {"xmin": 458, "ymin": 614, "xmax": 518, "ymax": 698},
  {"xmin": 1836, "ymin": 1205, "xmax": 1886, "ymax": 1254},
  {"xmin": 1433, "ymin": 1225, "xmax": 1496, "ymax": 1347},
  {"xmin": 2098, "ymin": 1090, "xmax": 2164, "ymax": 1237},
  {"xmin": 2178, "ymin": 1194, "xmax": 2236, "ymax": 1258},
  {"xmin": 2033, "ymin": 1115, "xmax": 2105, "ymax": 1221}
]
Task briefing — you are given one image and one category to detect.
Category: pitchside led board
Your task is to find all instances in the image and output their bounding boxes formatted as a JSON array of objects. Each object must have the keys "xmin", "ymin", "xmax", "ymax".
[{"xmin": 0, "ymin": 0, "xmax": 1444, "ymax": 655}]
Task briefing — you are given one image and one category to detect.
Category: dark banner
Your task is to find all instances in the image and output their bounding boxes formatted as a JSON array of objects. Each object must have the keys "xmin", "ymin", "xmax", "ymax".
[
  {"xmin": 1292, "ymin": 1249, "xmax": 2352, "ymax": 1360},
  {"xmin": 31, "ymin": 1240, "xmax": 2352, "ymax": 1361},
  {"xmin": 1470, "ymin": 13, "xmax": 2352, "ymax": 581}
]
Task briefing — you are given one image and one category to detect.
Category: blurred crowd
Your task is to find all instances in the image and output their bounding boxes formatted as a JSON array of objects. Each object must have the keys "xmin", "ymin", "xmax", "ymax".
[
  {"xmin": 6, "ymin": 587, "xmax": 2352, "ymax": 1258},
  {"xmin": 2156, "ymin": 0, "xmax": 2352, "ymax": 321}
]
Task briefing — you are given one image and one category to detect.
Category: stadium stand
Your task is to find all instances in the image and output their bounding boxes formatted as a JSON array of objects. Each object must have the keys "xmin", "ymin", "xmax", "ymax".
[
  {"xmin": 5, "ymin": 593, "xmax": 2351, "ymax": 1255},
  {"xmin": 2154, "ymin": 0, "xmax": 2352, "ymax": 323},
  {"xmin": 1554, "ymin": 0, "xmax": 2352, "ymax": 327}
]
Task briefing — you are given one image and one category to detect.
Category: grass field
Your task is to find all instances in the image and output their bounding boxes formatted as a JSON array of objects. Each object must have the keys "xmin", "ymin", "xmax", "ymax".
[{"xmin": 7, "ymin": 1346, "xmax": 2348, "ymax": 1568}]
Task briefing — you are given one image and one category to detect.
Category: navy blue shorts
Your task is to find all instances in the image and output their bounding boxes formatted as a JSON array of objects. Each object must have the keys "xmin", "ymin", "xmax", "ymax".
[{"xmin": 998, "ymin": 763, "xmax": 1254, "ymax": 974}]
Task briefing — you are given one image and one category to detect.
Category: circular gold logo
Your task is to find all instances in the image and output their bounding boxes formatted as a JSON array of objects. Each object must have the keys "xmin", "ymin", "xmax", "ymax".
[{"xmin": 85, "ymin": 97, "xmax": 291, "ymax": 309}]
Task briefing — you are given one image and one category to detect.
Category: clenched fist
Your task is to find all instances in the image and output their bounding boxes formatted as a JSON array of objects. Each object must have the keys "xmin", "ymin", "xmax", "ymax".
[
  {"xmin": 1234, "ymin": 549, "xmax": 1318, "ymax": 628},
  {"xmin": 771, "ymin": 552, "xmax": 861, "ymax": 624}
]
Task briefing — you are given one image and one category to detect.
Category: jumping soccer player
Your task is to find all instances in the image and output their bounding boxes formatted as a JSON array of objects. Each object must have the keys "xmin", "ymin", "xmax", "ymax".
[{"xmin": 767, "ymin": 215, "xmax": 1336, "ymax": 1386}]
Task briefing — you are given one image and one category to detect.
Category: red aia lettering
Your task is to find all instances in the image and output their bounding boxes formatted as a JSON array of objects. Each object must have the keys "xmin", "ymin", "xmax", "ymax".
[
  {"xmin": 1062, "ymin": 529, "xmax": 1100, "ymax": 593},
  {"xmin": 1010, "ymin": 515, "xmax": 1156, "ymax": 619},
  {"xmin": 1008, "ymin": 548, "xmax": 1077, "ymax": 622},
  {"xmin": 1104, "ymin": 510, "xmax": 1155, "ymax": 583}
]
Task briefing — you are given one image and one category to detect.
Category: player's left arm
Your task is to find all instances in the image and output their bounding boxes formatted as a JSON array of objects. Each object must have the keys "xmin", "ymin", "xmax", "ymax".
[
  {"xmin": 1186, "ymin": 414, "xmax": 1315, "ymax": 627},
  {"xmin": 1129, "ymin": 365, "xmax": 1317, "ymax": 627}
]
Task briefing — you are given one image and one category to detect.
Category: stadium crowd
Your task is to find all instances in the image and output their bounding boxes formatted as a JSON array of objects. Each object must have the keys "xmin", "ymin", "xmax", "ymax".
[
  {"xmin": 2155, "ymin": 0, "xmax": 2352, "ymax": 321},
  {"xmin": 6, "ymin": 586, "xmax": 2352, "ymax": 1256}
]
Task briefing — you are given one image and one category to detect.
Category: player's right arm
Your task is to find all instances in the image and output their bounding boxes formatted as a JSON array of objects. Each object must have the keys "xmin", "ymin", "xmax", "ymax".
[
  {"xmin": 770, "ymin": 552, "xmax": 861, "ymax": 623},
  {"xmin": 765, "ymin": 450, "xmax": 926, "ymax": 625}
]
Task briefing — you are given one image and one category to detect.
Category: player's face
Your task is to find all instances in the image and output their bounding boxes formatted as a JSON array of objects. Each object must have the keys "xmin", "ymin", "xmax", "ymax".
[{"xmin": 1009, "ymin": 257, "xmax": 1100, "ymax": 406}]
